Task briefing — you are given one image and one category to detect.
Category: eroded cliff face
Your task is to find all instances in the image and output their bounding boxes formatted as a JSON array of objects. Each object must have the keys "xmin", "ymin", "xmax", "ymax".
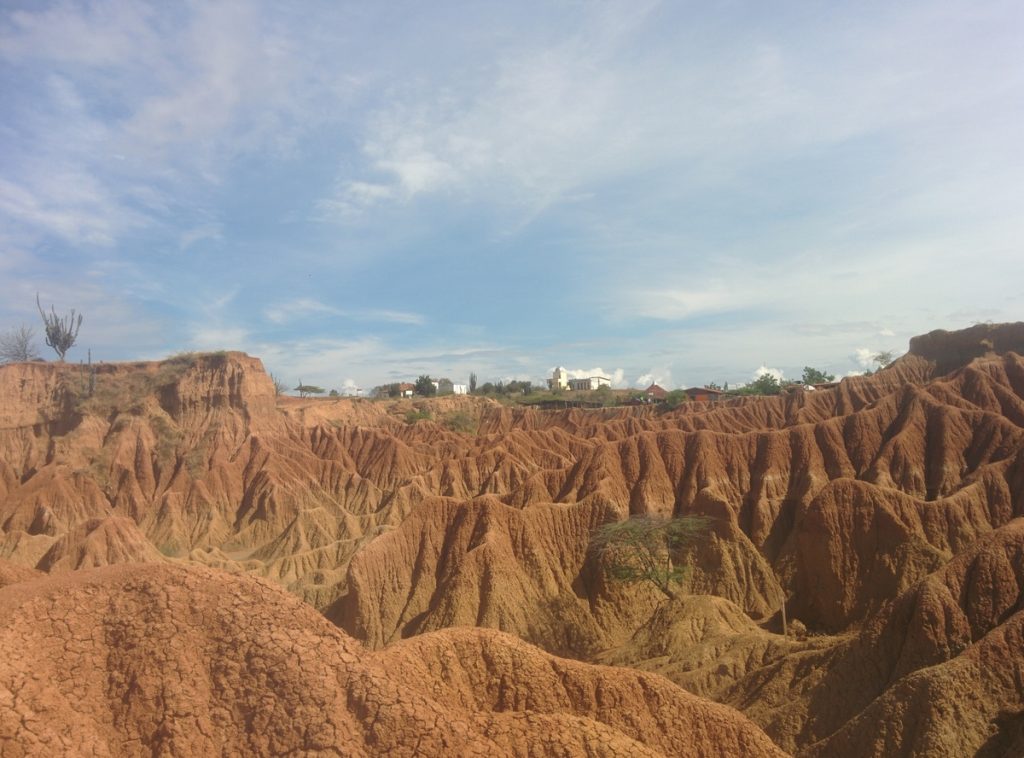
[{"xmin": 1, "ymin": 322, "xmax": 1023, "ymax": 756}]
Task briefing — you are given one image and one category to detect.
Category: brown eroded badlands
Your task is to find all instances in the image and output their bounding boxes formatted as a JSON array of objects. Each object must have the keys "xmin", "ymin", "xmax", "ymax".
[
  {"xmin": 0, "ymin": 563, "xmax": 783, "ymax": 756},
  {"xmin": 1, "ymin": 321, "xmax": 1023, "ymax": 756}
]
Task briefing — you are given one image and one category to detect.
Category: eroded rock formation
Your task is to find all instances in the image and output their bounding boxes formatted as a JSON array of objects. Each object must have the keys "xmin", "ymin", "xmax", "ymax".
[{"xmin": 1, "ymin": 322, "xmax": 1023, "ymax": 755}]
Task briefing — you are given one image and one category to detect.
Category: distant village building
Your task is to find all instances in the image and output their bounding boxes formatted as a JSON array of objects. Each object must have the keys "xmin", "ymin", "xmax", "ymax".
[
  {"xmin": 398, "ymin": 382, "xmax": 415, "ymax": 398},
  {"xmin": 643, "ymin": 384, "xmax": 668, "ymax": 402},
  {"xmin": 683, "ymin": 386, "xmax": 725, "ymax": 402},
  {"xmin": 434, "ymin": 378, "xmax": 468, "ymax": 395},
  {"xmin": 567, "ymin": 376, "xmax": 611, "ymax": 391},
  {"xmin": 548, "ymin": 367, "xmax": 569, "ymax": 391}
]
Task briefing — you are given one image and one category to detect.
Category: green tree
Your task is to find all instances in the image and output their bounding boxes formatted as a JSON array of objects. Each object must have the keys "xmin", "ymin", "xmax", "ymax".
[
  {"xmin": 469, "ymin": 372, "xmax": 477, "ymax": 394},
  {"xmin": 414, "ymin": 375, "xmax": 436, "ymax": 396},
  {"xmin": 506, "ymin": 379, "xmax": 533, "ymax": 395},
  {"xmin": 36, "ymin": 294, "xmax": 82, "ymax": 361},
  {"xmin": 663, "ymin": 389, "xmax": 688, "ymax": 409},
  {"xmin": 801, "ymin": 366, "xmax": 835, "ymax": 385},
  {"xmin": 442, "ymin": 410, "xmax": 475, "ymax": 433},
  {"xmin": 590, "ymin": 515, "xmax": 712, "ymax": 600},
  {"xmin": 371, "ymin": 383, "xmax": 399, "ymax": 398},
  {"xmin": 293, "ymin": 381, "xmax": 325, "ymax": 398},
  {"xmin": 748, "ymin": 373, "xmax": 781, "ymax": 395},
  {"xmin": 873, "ymin": 350, "xmax": 895, "ymax": 368},
  {"xmin": 404, "ymin": 407, "xmax": 432, "ymax": 424}
]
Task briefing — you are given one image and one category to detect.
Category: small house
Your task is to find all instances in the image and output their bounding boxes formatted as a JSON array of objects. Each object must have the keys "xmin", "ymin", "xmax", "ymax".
[
  {"xmin": 683, "ymin": 386, "xmax": 725, "ymax": 402},
  {"xmin": 643, "ymin": 384, "xmax": 668, "ymax": 402}
]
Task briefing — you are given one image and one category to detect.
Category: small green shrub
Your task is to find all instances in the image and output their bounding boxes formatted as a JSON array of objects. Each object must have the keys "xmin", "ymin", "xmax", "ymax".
[
  {"xmin": 405, "ymin": 408, "xmax": 432, "ymax": 424},
  {"xmin": 442, "ymin": 410, "xmax": 476, "ymax": 433}
]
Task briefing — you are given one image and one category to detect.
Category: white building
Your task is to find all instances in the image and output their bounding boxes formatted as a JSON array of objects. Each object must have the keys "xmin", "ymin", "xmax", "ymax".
[
  {"xmin": 567, "ymin": 376, "xmax": 611, "ymax": 391},
  {"xmin": 434, "ymin": 378, "xmax": 468, "ymax": 395},
  {"xmin": 548, "ymin": 367, "xmax": 569, "ymax": 391}
]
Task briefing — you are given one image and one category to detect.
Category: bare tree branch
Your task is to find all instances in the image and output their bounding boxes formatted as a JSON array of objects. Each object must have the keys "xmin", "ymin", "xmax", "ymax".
[{"xmin": 0, "ymin": 324, "xmax": 41, "ymax": 363}]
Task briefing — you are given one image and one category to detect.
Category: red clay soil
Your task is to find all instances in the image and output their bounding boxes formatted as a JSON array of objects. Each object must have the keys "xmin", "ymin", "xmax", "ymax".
[
  {"xmin": 0, "ymin": 563, "xmax": 784, "ymax": 756},
  {"xmin": 1, "ymin": 323, "xmax": 1023, "ymax": 755}
]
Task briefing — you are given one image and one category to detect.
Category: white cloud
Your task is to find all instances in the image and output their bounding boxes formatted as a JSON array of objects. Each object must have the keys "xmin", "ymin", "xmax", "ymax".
[
  {"xmin": 635, "ymin": 369, "xmax": 672, "ymax": 388},
  {"xmin": 753, "ymin": 365, "xmax": 784, "ymax": 382},
  {"xmin": 0, "ymin": 174, "xmax": 141, "ymax": 246},
  {"xmin": 264, "ymin": 298, "xmax": 341, "ymax": 324},
  {"xmin": 618, "ymin": 287, "xmax": 737, "ymax": 321},
  {"xmin": 2, "ymin": 1, "xmax": 1022, "ymax": 388},
  {"xmin": 365, "ymin": 309, "xmax": 425, "ymax": 326},
  {"xmin": 0, "ymin": 2, "xmax": 160, "ymax": 66},
  {"xmin": 222, "ymin": 332, "xmax": 515, "ymax": 392},
  {"xmin": 264, "ymin": 298, "xmax": 424, "ymax": 326},
  {"xmin": 338, "ymin": 378, "xmax": 361, "ymax": 396},
  {"xmin": 0, "ymin": 2, "xmax": 351, "ymax": 246},
  {"xmin": 190, "ymin": 326, "xmax": 249, "ymax": 351},
  {"xmin": 179, "ymin": 223, "xmax": 223, "ymax": 250},
  {"xmin": 853, "ymin": 348, "xmax": 876, "ymax": 368}
]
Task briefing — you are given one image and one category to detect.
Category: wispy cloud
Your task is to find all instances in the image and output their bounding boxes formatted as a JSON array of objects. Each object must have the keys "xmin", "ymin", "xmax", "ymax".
[
  {"xmin": 1, "ymin": 1, "xmax": 1021, "ymax": 392},
  {"xmin": 179, "ymin": 223, "xmax": 223, "ymax": 250},
  {"xmin": 263, "ymin": 298, "xmax": 424, "ymax": 326}
]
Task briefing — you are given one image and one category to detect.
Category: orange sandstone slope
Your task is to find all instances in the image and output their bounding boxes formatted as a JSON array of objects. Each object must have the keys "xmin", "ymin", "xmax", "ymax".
[
  {"xmin": 1, "ymin": 324, "xmax": 1024, "ymax": 755},
  {"xmin": 0, "ymin": 563, "xmax": 784, "ymax": 757}
]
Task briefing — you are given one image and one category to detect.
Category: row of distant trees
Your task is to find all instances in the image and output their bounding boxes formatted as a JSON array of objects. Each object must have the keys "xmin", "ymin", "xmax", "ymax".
[
  {"xmin": 729, "ymin": 354, "xmax": 894, "ymax": 396},
  {"xmin": 370, "ymin": 374, "xmax": 538, "ymax": 399},
  {"xmin": 361, "ymin": 355, "xmax": 897, "ymax": 403},
  {"xmin": 0, "ymin": 296, "xmax": 83, "ymax": 364}
]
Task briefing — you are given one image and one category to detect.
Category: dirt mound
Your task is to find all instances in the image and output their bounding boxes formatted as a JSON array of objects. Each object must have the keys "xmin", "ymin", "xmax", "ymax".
[
  {"xmin": 595, "ymin": 595, "xmax": 802, "ymax": 700},
  {"xmin": 375, "ymin": 625, "xmax": 786, "ymax": 757},
  {"xmin": 0, "ymin": 562, "xmax": 784, "ymax": 756},
  {"xmin": 34, "ymin": 515, "xmax": 164, "ymax": 572}
]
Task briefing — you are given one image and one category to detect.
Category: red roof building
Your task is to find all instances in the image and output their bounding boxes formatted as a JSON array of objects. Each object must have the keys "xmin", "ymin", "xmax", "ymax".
[
  {"xmin": 683, "ymin": 386, "xmax": 726, "ymax": 402},
  {"xmin": 643, "ymin": 383, "xmax": 668, "ymax": 401}
]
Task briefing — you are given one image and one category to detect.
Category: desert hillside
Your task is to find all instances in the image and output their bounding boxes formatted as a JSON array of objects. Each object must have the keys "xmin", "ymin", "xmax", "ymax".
[{"xmin": 2, "ymin": 322, "xmax": 1024, "ymax": 756}]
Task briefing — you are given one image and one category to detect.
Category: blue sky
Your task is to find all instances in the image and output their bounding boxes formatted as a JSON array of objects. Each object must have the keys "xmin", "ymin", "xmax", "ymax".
[{"xmin": 2, "ymin": 1, "xmax": 1022, "ymax": 393}]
